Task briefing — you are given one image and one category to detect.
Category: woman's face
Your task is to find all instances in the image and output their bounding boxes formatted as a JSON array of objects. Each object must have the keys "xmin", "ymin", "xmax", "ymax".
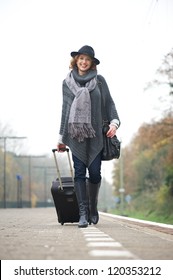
[{"xmin": 76, "ymin": 54, "xmax": 93, "ymax": 75}]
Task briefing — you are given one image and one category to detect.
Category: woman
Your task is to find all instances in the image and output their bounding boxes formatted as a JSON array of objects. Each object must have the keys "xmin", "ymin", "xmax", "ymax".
[{"xmin": 57, "ymin": 45, "xmax": 120, "ymax": 228}]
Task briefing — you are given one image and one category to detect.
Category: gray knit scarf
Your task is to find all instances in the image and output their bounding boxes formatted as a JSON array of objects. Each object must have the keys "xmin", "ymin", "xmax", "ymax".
[{"xmin": 65, "ymin": 69, "xmax": 97, "ymax": 142}]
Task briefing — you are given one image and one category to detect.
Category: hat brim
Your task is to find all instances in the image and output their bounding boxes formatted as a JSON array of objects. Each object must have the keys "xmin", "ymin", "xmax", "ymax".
[{"xmin": 71, "ymin": 51, "xmax": 100, "ymax": 65}]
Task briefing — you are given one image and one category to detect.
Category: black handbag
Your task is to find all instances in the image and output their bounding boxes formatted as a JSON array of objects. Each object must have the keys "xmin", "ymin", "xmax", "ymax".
[
  {"xmin": 98, "ymin": 80, "xmax": 121, "ymax": 161},
  {"xmin": 102, "ymin": 122, "xmax": 121, "ymax": 160}
]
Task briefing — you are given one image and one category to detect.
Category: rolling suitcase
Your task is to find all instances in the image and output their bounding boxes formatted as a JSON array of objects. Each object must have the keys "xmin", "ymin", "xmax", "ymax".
[{"xmin": 51, "ymin": 148, "xmax": 79, "ymax": 225}]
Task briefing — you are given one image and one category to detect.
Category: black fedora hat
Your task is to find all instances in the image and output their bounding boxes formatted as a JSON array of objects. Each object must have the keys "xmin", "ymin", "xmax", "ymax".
[{"xmin": 71, "ymin": 45, "xmax": 100, "ymax": 65}]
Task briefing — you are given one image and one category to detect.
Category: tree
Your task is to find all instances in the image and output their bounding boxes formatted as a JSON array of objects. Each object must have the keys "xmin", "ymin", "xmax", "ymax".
[
  {"xmin": 145, "ymin": 47, "xmax": 173, "ymax": 95},
  {"xmin": 113, "ymin": 113, "xmax": 173, "ymax": 211}
]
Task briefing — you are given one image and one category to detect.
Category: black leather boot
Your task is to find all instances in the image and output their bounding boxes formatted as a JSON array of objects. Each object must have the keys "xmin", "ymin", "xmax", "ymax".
[
  {"xmin": 74, "ymin": 181, "xmax": 88, "ymax": 228},
  {"xmin": 88, "ymin": 181, "xmax": 101, "ymax": 225}
]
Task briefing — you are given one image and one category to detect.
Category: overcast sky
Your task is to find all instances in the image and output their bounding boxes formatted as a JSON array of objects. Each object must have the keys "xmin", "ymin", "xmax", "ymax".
[{"xmin": 0, "ymin": 0, "xmax": 173, "ymax": 157}]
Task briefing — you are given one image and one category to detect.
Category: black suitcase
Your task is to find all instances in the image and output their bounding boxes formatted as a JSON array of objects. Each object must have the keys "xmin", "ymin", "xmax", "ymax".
[{"xmin": 51, "ymin": 148, "xmax": 79, "ymax": 225}]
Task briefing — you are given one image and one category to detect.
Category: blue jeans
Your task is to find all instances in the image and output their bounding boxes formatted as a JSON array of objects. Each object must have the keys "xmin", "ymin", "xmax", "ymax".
[{"xmin": 72, "ymin": 153, "xmax": 102, "ymax": 184}]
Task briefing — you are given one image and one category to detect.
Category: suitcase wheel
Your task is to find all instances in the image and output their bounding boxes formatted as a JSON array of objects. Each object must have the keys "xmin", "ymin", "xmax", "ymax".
[{"xmin": 61, "ymin": 222, "xmax": 64, "ymax": 225}]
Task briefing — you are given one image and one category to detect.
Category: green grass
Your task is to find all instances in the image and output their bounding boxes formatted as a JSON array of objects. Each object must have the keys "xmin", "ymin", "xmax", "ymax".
[{"xmin": 109, "ymin": 189, "xmax": 173, "ymax": 225}]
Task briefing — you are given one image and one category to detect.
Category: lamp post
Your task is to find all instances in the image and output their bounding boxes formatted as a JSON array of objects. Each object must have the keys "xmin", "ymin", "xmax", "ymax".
[
  {"xmin": 0, "ymin": 136, "xmax": 27, "ymax": 208},
  {"xmin": 16, "ymin": 174, "xmax": 22, "ymax": 208}
]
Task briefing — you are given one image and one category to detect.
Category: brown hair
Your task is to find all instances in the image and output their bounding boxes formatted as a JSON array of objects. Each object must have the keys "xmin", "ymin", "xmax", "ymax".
[{"xmin": 69, "ymin": 55, "xmax": 97, "ymax": 70}]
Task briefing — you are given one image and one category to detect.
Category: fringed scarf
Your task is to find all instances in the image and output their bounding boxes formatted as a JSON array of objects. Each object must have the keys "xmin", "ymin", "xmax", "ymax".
[{"xmin": 65, "ymin": 69, "xmax": 97, "ymax": 142}]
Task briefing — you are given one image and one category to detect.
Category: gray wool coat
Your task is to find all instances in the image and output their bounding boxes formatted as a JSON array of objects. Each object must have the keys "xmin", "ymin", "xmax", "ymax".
[{"xmin": 59, "ymin": 74, "xmax": 120, "ymax": 167}]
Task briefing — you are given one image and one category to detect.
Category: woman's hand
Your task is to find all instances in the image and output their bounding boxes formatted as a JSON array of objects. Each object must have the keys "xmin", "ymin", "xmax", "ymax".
[
  {"xmin": 57, "ymin": 143, "xmax": 66, "ymax": 152},
  {"xmin": 106, "ymin": 124, "xmax": 117, "ymax": 138}
]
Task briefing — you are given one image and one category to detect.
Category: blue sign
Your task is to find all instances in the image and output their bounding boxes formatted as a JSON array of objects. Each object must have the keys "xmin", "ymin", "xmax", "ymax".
[
  {"xmin": 125, "ymin": 194, "xmax": 132, "ymax": 203},
  {"xmin": 16, "ymin": 175, "xmax": 22, "ymax": 181}
]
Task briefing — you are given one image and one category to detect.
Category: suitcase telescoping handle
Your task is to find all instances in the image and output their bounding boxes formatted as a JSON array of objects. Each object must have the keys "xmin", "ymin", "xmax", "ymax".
[{"xmin": 52, "ymin": 148, "xmax": 74, "ymax": 190}]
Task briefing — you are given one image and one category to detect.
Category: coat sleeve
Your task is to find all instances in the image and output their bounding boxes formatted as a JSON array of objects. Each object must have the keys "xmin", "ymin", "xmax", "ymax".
[{"xmin": 98, "ymin": 75, "xmax": 121, "ymax": 128}]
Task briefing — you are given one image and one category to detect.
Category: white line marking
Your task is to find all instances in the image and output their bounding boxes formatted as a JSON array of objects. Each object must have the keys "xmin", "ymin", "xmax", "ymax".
[
  {"xmin": 89, "ymin": 250, "xmax": 135, "ymax": 258},
  {"xmin": 86, "ymin": 237, "xmax": 114, "ymax": 242},
  {"xmin": 87, "ymin": 242, "xmax": 122, "ymax": 247},
  {"xmin": 81, "ymin": 227, "xmax": 101, "ymax": 230},
  {"xmin": 83, "ymin": 231, "xmax": 105, "ymax": 233},
  {"xmin": 80, "ymin": 229, "xmax": 101, "ymax": 232},
  {"xmin": 80, "ymin": 226, "xmax": 138, "ymax": 259},
  {"xmin": 83, "ymin": 234, "xmax": 110, "ymax": 237}
]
